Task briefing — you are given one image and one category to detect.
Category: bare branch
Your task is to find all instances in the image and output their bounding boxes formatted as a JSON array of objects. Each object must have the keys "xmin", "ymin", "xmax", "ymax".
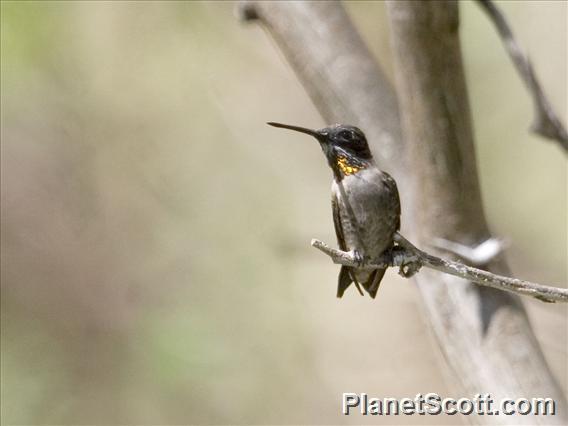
[
  {"xmin": 477, "ymin": 0, "xmax": 568, "ymax": 151},
  {"xmin": 312, "ymin": 235, "xmax": 568, "ymax": 304}
]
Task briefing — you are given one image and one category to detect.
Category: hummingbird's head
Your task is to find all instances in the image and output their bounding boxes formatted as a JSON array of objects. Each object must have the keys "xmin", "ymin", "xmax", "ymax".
[{"xmin": 267, "ymin": 122, "xmax": 373, "ymax": 179}]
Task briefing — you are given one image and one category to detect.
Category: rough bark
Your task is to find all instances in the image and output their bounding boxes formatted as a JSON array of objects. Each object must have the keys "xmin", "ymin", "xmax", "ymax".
[{"xmin": 239, "ymin": 1, "xmax": 567, "ymax": 423}]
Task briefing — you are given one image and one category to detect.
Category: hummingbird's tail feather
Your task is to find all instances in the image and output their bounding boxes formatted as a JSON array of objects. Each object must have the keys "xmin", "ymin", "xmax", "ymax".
[
  {"xmin": 364, "ymin": 268, "xmax": 386, "ymax": 299},
  {"xmin": 337, "ymin": 266, "xmax": 364, "ymax": 298}
]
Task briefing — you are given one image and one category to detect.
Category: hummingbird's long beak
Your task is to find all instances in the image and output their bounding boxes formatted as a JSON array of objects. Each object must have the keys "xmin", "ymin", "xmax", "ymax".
[{"xmin": 267, "ymin": 122, "xmax": 324, "ymax": 141}]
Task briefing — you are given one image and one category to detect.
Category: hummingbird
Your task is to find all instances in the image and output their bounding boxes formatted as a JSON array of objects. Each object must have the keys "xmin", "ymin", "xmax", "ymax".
[{"xmin": 268, "ymin": 122, "xmax": 401, "ymax": 298}]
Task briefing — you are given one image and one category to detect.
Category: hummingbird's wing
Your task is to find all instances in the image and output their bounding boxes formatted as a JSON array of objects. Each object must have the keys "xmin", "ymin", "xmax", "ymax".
[
  {"xmin": 382, "ymin": 172, "xmax": 401, "ymax": 231},
  {"xmin": 363, "ymin": 171, "xmax": 401, "ymax": 298},
  {"xmin": 331, "ymin": 192, "xmax": 348, "ymax": 252},
  {"xmin": 331, "ymin": 193, "xmax": 363, "ymax": 297}
]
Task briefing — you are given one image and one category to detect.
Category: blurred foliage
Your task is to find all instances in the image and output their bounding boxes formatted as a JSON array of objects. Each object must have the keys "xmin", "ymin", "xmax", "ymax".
[{"xmin": 1, "ymin": 1, "xmax": 566, "ymax": 424}]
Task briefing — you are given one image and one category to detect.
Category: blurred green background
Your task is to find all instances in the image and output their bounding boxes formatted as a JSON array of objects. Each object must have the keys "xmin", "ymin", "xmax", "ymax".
[{"xmin": 1, "ymin": 1, "xmax": 566, "ymax": 424}]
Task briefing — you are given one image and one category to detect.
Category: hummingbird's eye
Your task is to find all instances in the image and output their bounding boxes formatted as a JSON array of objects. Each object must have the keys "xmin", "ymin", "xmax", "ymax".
[{"xmin": 339, "ymin": 130, "xmax": 353, "ymax": 140}]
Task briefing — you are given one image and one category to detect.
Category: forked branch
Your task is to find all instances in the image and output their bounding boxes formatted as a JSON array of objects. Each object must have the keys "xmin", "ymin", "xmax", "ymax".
[
  {"xmin": 312, "ymin": 232, "xmax": 568, "ymax": 304},
  {"xmin": 477, "ymin": 0, "xmax": 568, "ymax": 151}
]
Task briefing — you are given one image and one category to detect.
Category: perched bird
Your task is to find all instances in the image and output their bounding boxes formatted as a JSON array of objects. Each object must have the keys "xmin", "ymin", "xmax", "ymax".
[{"xmin": 268, "ymin": 122, "xmax": 401, "ymax": 298}]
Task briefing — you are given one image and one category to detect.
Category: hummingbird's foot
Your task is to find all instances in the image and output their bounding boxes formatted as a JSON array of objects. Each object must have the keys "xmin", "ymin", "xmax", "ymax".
[
  {"xmin": 388, "ymin": 245, "xmax": 407, "ymax": 267},
  {"xmin": 351, "ymin": 249, "xmax": 365, "ymax": 268}
]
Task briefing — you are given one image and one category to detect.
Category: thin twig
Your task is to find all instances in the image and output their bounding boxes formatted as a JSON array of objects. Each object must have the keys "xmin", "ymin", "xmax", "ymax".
[
  {"xmin": 477, "ymin": 0, "xmax": 568, "ymax": 151},
  {"xmin": 312, "ymin": 232, "xmax": 568, "ymax": 304}
]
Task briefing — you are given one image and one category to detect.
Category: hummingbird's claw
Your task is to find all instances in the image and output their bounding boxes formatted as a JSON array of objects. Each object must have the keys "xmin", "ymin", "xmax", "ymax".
[
  {"xmin": 388, "ymin": 245, "xmax": 407, "ymax": 267},
  {"xmin": 352, "ymin": 249, "xmax": 365, "ymax": 268}
]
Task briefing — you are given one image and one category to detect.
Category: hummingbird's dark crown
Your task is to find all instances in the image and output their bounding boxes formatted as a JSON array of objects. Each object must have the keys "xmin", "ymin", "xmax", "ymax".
[{"xmin": 320, "ymin": 124, "xmax": 372, "ymax": 161}]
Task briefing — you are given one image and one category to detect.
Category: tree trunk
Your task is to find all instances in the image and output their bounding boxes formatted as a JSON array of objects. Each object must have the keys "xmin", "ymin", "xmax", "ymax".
[{"xmin": 386, "ymin": 2, "xmax": 566, "ymax": 423}]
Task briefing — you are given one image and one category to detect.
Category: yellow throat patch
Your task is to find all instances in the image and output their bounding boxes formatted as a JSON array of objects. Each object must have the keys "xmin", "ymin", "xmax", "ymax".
[{"xmin": 336, "ymin": 156, "xmax": 365, "ymax": 176}]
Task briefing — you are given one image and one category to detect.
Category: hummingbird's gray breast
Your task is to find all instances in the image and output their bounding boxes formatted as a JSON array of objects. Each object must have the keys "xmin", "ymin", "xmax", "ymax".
[{"xmin": 331, "ymin": 167, "xmax": 400, "ymax": 265}]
